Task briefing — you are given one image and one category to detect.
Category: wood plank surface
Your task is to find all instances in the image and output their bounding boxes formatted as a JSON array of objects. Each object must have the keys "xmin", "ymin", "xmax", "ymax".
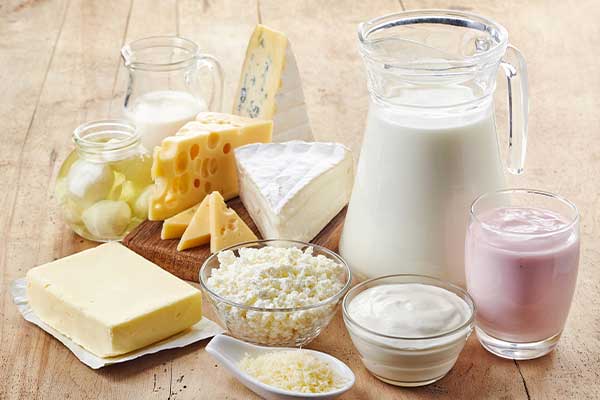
[
  {"xmin": 1, "ymin": 0, "xmax": 599, "ymax": 399},
  {"xmin": 122, "ymin": 198, "xmax": 347, "ymax": 282}
]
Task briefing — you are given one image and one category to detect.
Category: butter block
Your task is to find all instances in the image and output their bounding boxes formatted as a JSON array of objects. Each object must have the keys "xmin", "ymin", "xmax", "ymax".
[
  {"xmin": 177, "ymin": 195, "xmax": 211, "ymax": 251},
  {"xmin": 26, "ymin": 242, "xmax": 202, "ymax": 358},
  {"xmin": 149, "ymin": 112, "xmax": 272, "ymax": 220}
]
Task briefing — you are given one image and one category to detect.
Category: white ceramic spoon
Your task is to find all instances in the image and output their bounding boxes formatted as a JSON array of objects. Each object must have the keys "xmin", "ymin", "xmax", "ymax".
[{"xmin": 206, "ymin": 335, "xmax": 355, "ymax": 400}]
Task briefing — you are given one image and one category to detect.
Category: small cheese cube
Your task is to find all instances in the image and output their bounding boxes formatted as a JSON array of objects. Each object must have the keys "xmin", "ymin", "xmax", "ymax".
[{"xmin": 26, "ymin": 243, "xmax": 202, "ymax": 358}]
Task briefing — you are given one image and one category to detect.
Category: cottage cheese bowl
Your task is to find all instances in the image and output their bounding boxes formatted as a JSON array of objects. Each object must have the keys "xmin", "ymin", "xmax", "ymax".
[
  {"xmin": 343, "ymin": 275, "xmax": 475, "ymax": 387},
  {"xmin": 200, "ymin": 240, "xmax": 352, "ymax": 347}
]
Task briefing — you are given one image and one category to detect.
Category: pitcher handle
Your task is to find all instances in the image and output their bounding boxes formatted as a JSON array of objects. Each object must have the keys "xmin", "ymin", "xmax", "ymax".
[
  {"xmin": 197, "ymin": 54, "xmax": 224, "ymax": 112},
  {"xmin": 500, "ymin": 44, "xmax": 529, "ymax": 175}
]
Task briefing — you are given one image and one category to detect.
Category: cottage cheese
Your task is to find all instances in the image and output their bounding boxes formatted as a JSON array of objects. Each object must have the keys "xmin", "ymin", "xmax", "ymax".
[{"xmin": 206, "ymin": 246, "xmax": 346, "ymax": 345}]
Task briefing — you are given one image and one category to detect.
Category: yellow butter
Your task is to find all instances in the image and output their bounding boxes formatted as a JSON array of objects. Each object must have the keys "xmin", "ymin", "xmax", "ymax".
[
  {"xmin": 209, "ymin": 192, "xmax": 257, "ymax": 253},
  {"xmin": 177, "ymin": 196, "xmax": 211, "ymax": 251},
  {"xmin": 161, "ymin": 203, "xmax": 200, "ymax": 240},
  {"xmin": 26, "ymin": 242, "xmax": 202, "ymax": 358},
  {"xmin": 149, "ymin": 112, "xmax": 272, "ymax": 221}
]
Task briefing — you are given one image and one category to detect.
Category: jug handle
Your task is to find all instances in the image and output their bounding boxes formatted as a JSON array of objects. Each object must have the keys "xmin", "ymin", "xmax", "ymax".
[
  {"xmin": 197, "ymin": 54, "xmax": 224, "ymax": 112},
  {"xmin": 500, "ymin": 45, "xmax": 529, "ymax": 175}
]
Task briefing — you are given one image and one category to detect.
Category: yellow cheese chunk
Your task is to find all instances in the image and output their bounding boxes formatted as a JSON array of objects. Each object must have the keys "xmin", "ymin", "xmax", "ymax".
[
  {"xmin": 26, "ymin": 243, "xmax": 202, "ymax": 358},
  {"xmin": 209, "ymin": 192, "xmax": 257, "ymax": 253},
  {"xmin": 149, "ymin": 112, "xmax": 272, "ymax": 220},
  {"xmin": 177, "ymin": 196, "xmax": 211, "ymax": 251},
  {"xmin": 161, "ymin": 203, "xmax": 200, "ymax": 240}
]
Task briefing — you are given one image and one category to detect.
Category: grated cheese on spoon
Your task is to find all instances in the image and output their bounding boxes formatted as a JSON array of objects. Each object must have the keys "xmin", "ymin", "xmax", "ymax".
[{"xmin": 238, "ymin": 350, "xmax": 346, "ymax": 393}]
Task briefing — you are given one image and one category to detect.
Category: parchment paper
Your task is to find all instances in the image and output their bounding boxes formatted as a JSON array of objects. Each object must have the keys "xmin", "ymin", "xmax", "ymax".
[{"xmin": 10, "ymin": 278, "xmax": 224, "ymax": 369}]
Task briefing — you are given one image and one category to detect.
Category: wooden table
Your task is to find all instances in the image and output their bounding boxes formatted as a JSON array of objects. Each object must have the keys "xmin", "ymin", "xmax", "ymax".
[{"xmin": 2, "ymin": 0, "xmax": 599, "ymax": 398}]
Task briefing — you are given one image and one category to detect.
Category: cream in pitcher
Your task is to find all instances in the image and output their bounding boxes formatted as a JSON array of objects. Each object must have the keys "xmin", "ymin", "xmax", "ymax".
[{"xmin": 340, "ymin": 11, "xmax": 529, "ymax": 286}]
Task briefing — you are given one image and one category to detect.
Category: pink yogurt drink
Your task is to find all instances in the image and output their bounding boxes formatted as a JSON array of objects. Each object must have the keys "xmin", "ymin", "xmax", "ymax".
[{"xmin": 465, "ymin": 190, "xmax": 580, "ymax": 360}]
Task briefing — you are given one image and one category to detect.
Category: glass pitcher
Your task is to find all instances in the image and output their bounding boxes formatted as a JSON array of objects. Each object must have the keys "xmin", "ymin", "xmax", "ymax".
[
  {"xmin": 340, "ymin": 10, "xmax": 528, "ymax": 287},
  {"xmin": 121, "ymin": 36, "xmax": 223, "ymax": 150}
]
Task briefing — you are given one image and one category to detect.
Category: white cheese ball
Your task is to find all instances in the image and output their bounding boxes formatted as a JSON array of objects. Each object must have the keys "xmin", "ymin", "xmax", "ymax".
[
  {"xmin": 67, "ymin": 159, "xmax": 114, "ymax": 205},
  {"xmin": 133, "ymin": 185, "xmax": 154, "ymax": 219},
  {"xmin": 82, "ymin": 200, "xmax": 131, "ymax": 239}
]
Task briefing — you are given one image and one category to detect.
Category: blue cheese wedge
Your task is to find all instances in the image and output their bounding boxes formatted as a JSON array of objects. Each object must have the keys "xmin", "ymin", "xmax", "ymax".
[
  {"xmin": 234, "ymin": 141, "xmax": 353, "ymax": 242},
  {"xmin": 233, "ymin": 25, "xmax": 313, "ymax": 142}
]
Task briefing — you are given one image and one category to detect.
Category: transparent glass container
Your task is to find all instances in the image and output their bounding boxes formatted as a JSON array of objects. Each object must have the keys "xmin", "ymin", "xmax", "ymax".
[{"xmin": 55, "ymin": 120, "xmax": 153, "ymax": 242}]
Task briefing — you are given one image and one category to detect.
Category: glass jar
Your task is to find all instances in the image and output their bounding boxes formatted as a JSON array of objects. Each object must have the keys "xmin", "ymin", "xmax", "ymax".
[{"xmin": 55, "ymin": 120, "xmax": 153, "ymax": 242}]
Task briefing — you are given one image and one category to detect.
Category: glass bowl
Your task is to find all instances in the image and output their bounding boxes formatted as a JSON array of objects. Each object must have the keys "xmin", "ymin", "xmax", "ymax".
[
  {"xmin": 342, "ymin": 274, "xmax": 475, "ymax": 387},
  {"xmin": 200, "ymin": 239, "xmax": 352, "ymax": 347}
]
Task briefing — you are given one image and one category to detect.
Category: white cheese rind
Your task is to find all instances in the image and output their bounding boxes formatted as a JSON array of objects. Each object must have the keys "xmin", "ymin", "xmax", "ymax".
[{"xmin": 234, "ymin": 141, "xmax": 353, "ymax": 242}]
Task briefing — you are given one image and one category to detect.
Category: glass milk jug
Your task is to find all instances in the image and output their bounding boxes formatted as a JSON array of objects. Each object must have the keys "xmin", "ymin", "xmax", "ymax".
[
  {"xmin": 121, "ymin": 36, "xmax": 223, "ymax": 150},
  {"xmin": 340, "ymin": 10, "xmax": 528, "ymax": 286}
]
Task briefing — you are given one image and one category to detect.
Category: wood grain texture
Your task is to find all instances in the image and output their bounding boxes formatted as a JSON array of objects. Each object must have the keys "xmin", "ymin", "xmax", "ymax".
[
  {"xmin": 1, "ymin": 0, "xmax": 600, "ymax": 399},
  {"xmin": 123, "ymin": 198, "xmax": 347, "ymax": 282}
]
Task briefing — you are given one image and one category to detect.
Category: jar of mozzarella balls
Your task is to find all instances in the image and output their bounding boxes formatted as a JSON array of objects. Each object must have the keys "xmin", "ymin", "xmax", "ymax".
[{"xmin": 54, "ymin": 120, "xmax": 153, "ymax": 241}]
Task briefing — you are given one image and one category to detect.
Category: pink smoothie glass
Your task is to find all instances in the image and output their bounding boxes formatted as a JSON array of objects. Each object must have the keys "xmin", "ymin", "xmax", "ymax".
[{"xmin": 465, "ymin": 189, "xmax": 580, "ymax": 360}]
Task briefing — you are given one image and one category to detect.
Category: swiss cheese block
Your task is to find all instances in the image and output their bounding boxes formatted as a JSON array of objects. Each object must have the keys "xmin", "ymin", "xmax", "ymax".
[
  {"xmin": 209, "ymin": 192, "xmax": 257, "ymax": 253},
  {"xmin": 26, "ymin": 243, "xmax": 202, "ymax": 358},
  {"xmin": 149, "ymin": 112, "xmax": 272, "ymax": 220},
  {"xmin": 177, "ymin": 195, "xmax": 210, "ymax": 251},
  {"xmin": 161, "ymin": 203, "xmax": 199, "ymax": 240},
  {"xmin": 233, "ymin": 25, "xmax": 313, "ymax": 142}
]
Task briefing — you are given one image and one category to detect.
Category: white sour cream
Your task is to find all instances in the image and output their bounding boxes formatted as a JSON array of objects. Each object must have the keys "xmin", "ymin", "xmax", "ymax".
[
  {"xmin": 343, "ymin": 282, "xmax": 474, "ymax": 387},
  {"xmin": 347, "ymin": 283, "xmax": 471, "ymax": 338}
]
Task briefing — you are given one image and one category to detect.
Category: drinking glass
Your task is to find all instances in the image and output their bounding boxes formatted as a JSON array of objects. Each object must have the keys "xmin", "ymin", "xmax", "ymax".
[{"xmin": 465, "ymin": 189, "xmax": 580, "ymax": 359}]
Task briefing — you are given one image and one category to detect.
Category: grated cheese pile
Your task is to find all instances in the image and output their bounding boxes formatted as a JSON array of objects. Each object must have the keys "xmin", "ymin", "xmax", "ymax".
[{"xmin": 239, "ymin": 350, "xmax": 346, "ymax": 393}]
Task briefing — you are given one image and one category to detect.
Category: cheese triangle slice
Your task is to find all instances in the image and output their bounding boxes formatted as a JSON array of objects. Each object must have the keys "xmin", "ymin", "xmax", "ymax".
[
  {"xmin": 234, "ymin": 141, "xmax": 353, "ymax": 242},
  {"xmin": 233, "ymin": 25, "xmax": 313, "ymax": 142},
  {"xmin": 161, "ymin": 203, "xmax": 200, "ymax": 240},
  {"xmin": 177, "ymin": 196, "xmax": 211, "ymax": 251},
  {"xmin": 209, "ymin": 192, "xmax": 257, "ymax": 253}
]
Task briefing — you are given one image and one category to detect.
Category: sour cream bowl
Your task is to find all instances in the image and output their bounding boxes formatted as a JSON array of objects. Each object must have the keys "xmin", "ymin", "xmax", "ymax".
[{"xmin": 342, "ymin": 274, "xmax": 475, "ymax": 387}]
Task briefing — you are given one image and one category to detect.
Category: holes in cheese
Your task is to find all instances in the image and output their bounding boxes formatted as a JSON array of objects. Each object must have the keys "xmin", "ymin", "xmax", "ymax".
[
  {"xmin": 175, "ymin": 192, "xmax": 256, "ymax": 252},
  {"xmin": 148, "ymin": 112, "xmax": 272, "ymax": 220},
  {"xmin": 209, "ymin": 192, "xmax": 257, "ymax": 253}
]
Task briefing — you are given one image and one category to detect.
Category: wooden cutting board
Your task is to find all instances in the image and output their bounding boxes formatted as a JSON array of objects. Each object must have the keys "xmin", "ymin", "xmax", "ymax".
[{"xmin": 123, "ymin": 197, "xmax": 347, "ymax": 282}]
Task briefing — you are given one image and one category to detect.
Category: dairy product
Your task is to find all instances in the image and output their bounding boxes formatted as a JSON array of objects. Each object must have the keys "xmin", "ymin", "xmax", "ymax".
[
  {"xmin": 234, "ymin": 25, "xmax": 313, "ymax": 142},
  {"xmin": 66, "ymin": 159, "xmax": 114, "ymax": 205},
  {"xmin": 161, "ymin": 203, "xmax": 199, "ymax": 239},
  {"xmin": 348, "ymin": 284, "xmax": 471, "ymax": 338},
  {"xmin": 205, "ymin": 245, "xmax": 346, "ymax": 345},
  {"xmin": 343, "ymin": 278, "xmax": 473, "ymax": 386},
  {"xmin": 81, "ymin": 200, "xmax": 132, "ymax": 239},
  {"xmin": 177, "ymin": 196, "xmax": 211, "ymax": 251},
  {"xmin": 341, "ymin": 96, "xmax": 506, "ymax": 286},
  {"xmin": 125, "ymin": 90, "xmax": 206, "ymax": 151},
  {"xmin": 239, "ymin": 350, "xmax": 346, "ymax": 393},
  {"xmin": 466, "ymin": 207, "xmax": 579, "ymax": 343},
  {"xmin": 208, "ymin": 192, "xmax": 257, "ymax": 253},
  {"xmin": 149, "ymin": 112, "xmax": 272, "ymax": 220},
  {"xmin": 26, "ymin": 243, "xmax": 202, "ymax": 358},
  {"xmin": 235, "ymin": 141, "xmax": 353, "ymax": 242}
]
